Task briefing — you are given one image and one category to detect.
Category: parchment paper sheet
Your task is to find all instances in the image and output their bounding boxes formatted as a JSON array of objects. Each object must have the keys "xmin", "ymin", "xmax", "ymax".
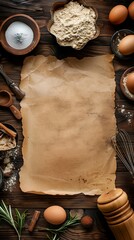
[{"xmin": 19, "ymin": 54, "xmax": 116, "ymax": 195}]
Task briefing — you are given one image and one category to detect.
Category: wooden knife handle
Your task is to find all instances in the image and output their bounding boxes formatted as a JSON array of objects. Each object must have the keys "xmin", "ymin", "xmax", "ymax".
[{"xmin": 10, "ymin": 83, "xmax": 25, "ymax": 100}]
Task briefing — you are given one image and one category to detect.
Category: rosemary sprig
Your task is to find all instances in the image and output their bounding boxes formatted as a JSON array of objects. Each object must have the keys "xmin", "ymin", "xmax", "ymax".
[
  {"xmin": 0, "ymin": 200, "xmax": 27, "ymax": 240},
  {"xmin": 45, "ymin": 214, "xmax": 79, "ymax": 240},
  {"xmin": 15, "ymin": 208, "xmax": 27, "ymax": 235}
]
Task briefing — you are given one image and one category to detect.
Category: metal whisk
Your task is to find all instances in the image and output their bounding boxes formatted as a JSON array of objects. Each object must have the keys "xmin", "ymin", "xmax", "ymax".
[{"xmin": 112, "ymin": 130, "xmax": 134, "ymax": 178}]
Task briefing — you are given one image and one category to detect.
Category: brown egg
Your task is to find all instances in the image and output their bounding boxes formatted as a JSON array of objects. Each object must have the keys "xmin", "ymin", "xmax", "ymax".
[
  {"xmin": 118, "ymin": 35, "xmax": 134, "ymax": 55},
  {"xmin": 109, "ymin": 5, "xmax": 128, "ymax": 25},
  {"xmin": 126, "ymin": 72, "xmax": 134, "ymax": 94},
  {"xmin": 43, "ymin": 205, "xmax": 67, "ymax": 225},
  {"xmin": 128, "ymin": 1, "xmax": 134, "ymax": 20}
]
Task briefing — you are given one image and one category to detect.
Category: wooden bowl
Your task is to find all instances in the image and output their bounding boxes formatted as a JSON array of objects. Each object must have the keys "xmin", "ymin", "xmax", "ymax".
[
  {"xmin": 47, "ymin": 0, "xmax": 100, "ymax": 50},
  {"xmin": 120, "ymin": 66, "xmax": 134, "ymax": 101},
  {"xmin": 0, "ymin": 14, "xmax": 40, "ymax": 55}
]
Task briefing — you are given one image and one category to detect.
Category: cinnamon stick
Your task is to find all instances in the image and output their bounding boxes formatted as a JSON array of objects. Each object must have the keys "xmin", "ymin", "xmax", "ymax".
[
  {"xmin": 28, "ymin": 210, "xmax": 41, "ymax": 232},
  {"xmin": 0, "ymin": 123, "xmax": 16, "ymax": 138}
]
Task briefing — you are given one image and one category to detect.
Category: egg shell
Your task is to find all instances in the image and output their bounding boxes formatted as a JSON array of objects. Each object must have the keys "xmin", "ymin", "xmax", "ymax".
[
  {"xmin": 128, "ymin": 1, "xmax": 134, "ymax": 20},
  {"xmin": 43, "ymin": 205, "xmax": 67, "ymax": 225},
  {"xmin": 126, "ymin": 72, "xmax": 134, "ymax": 94},
  {"xmin": 109, "ymin": 5, "xmax": 128, "ymax": 25},
  {"xmin": 118, "ymin": 35, "xmax": 134, "ymax": 55}
]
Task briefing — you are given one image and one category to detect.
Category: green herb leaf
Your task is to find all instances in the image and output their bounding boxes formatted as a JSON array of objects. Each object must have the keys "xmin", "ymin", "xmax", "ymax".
[
  {"xmin": 0, "ymin": 200, "xmax": 27, "ymax": 240},
  {"xmin": 45, "ymin": 213, "xmax": 79, "ymax": 240},
  {"xmin": 15, "ymin": 208, "xmax": 27, "ymax": 235}
]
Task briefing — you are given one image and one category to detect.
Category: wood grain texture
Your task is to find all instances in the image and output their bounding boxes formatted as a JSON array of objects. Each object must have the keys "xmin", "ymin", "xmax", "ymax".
[{"xmin": 0, "ymin": 0, "xmax": 134, "ymax": 239}]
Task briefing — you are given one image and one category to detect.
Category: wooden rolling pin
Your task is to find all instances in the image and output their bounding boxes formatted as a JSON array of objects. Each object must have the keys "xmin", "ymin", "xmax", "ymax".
[{"xmin": 97, "ymin": 188, "xmax": 134, "ymax": 240}]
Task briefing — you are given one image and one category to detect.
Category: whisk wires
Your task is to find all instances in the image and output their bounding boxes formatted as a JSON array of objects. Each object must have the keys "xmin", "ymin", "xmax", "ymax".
[{"xmin": 112, "ymin": 130, "xmax": 134, "ymax": 178}]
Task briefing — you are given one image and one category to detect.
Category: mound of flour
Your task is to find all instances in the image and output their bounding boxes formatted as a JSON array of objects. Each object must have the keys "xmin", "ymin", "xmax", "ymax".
[{"xmin": 50, "ymin": 1, "xmax": 97, "ymax": 50}]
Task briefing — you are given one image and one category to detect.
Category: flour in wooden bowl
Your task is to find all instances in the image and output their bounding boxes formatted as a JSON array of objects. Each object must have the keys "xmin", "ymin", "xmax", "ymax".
[{"xmin": 49, "ymin": 1, "xmax": 99, "ymax": 50}]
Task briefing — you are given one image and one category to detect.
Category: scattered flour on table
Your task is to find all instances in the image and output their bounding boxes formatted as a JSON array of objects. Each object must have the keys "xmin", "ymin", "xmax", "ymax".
[
  {"xmin": 3, "ymin": 172, "xmax": 18, "ymax": 192},
  {"xmin": 116, "ymin": 104, "xmax": 134, "ymax": 125},
  {"xmin": 50, "ymin": 1, "xmax": 97, "ymax": 49}
]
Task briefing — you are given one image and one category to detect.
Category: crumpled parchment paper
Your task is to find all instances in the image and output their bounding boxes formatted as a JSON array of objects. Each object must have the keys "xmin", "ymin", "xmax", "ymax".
[{"xmin": 19, "ymin": 54, "xmax": 116, "ymax": 195}]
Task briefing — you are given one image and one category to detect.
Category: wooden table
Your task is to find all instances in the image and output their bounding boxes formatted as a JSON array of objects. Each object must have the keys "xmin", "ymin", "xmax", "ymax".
[{"xmin": 0, "ymin": 0, "xmax": 134, "ymax": 239}]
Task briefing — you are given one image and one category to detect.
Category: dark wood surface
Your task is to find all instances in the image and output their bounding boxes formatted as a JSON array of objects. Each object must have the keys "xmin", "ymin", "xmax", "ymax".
[{"xmin": 0, "ymin": 0, "xmax": 134, "ymax": 239}]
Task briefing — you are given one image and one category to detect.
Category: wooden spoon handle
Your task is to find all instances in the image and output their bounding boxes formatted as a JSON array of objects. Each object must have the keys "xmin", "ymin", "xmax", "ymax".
[{"xmin": 9, "ymin": 105, "xmax": 22, "ymax": 120}]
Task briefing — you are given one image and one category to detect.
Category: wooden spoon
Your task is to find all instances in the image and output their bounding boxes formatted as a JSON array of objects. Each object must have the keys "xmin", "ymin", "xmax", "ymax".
[{"xmin": 0, "ymin": 90, "xmax": 22, "ymax": 119}]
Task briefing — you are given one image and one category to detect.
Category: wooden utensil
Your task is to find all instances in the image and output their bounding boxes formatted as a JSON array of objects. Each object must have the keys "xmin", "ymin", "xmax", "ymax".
[
  {"xmin": 0, "ymin": 65, "xmax": 25, "ymax": 100},
  {"xmin": 97, "ymin": 188, "xmax": 134, "ymax": 240},
  {"xmin": 0, "ymin": 90, "xmax": 22, "ymax": 119}
]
